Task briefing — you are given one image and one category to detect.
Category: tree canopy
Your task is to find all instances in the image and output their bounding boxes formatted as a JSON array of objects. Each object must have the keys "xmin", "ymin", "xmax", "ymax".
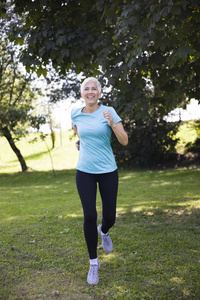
[{"xmin": 4, "ymin": 0, "xmax": 200, "ymax": 115}]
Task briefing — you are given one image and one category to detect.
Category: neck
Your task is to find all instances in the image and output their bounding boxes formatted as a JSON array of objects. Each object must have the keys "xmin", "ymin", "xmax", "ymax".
[{"xmin": 83, "ymin": 104, "xmax": 99, "ymax": 113}]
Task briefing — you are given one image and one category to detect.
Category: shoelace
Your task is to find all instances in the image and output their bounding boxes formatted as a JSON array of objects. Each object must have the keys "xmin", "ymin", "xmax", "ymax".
[
  {"xmin": 89, "ymin": 265, "xmax": 98, "ymax": 275},
  {"xmin": 102, "ymin": 232, "xmax": 109, "ymax": 238},
  {"xmin": 102, "ymin": 234, "xmax": 110, "ymax": 241}
]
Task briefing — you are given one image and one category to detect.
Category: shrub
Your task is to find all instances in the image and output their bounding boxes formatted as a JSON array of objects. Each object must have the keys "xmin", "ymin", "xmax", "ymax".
[{"xmin": 113, "ymin": 110, "xmax": 179, "ymax": 168}]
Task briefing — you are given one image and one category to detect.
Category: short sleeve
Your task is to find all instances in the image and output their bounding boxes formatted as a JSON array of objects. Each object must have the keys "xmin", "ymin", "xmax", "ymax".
[
  {"xmin": 110, "ymin": 107, "xmax": 122, "ymax": 124},
  {"xmin": 71, "ymin": 109, "xmax": 76, "ymax": 126}
]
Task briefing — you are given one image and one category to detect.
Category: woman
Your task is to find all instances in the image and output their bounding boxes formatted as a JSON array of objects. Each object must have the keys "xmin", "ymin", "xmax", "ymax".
[{"xmin": 71, "ymin": 77, "xmax": 128, "ymax": 285}]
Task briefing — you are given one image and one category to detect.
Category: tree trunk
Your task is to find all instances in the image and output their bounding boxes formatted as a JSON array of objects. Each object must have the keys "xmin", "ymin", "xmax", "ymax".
[{"xmin": 2, "ymin": 126, "xmax": 28, "ymax": 172}]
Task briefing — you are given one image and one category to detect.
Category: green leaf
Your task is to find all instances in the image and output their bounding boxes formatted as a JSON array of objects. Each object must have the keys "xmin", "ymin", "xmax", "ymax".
[
  {"xmin": 176, "ymin": 46, "xmax": 194, "ymax": 58},
  {"xmin": 171, "ymin": 5, "xmax": 181, "ymax": 15},
  {"xmin": 0, "ymin": 6, "xmax": 6, "ymax": 17},
  {"xmin": 36, "ymin": 67, "xmax": 47, "ymax": 78},
  {"xmin": 121, "ymin": 8, "xmax": 130, "ymax": 18},
  {"xmin": 14, "ymin": 37, "xmax": 24, "ymax": 46},
  {"xmin": 56, "ymin": 35, "xmax": 67, "ymax": 46},
  {"xmin": 47, "ymin": 41, "xmax": 56, "ymax": 50},
  {"xmin": 61, "ymin": 49, "xmax": 69, "ymax": 58},
  {"xmin": 129, "ymin": 16, "xmax": 137, "ymax": 26}
]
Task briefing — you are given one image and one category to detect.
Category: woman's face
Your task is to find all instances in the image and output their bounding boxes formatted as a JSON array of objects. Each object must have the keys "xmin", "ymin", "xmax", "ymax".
[{"xmin": 81, "ymin": 81, "xmax": 101, "ymax": 107}]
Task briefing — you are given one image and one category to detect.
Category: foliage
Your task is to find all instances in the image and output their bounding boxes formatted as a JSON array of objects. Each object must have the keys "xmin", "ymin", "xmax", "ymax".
[
  {"xmin": 46, "ymin": 66, "xmax": 82, "ymax": 104},
  {"xmin": 4, "ymin": 0, "xmax": 200, "ymax": 111},
  {"xmin": 113, "ymin": 112, "xmax": 180, "ymax": 168},
  {"xmin": 186, "ymin": 137, "xmax": 200, "ymax": 153},
  {"xmin": 0, "ymin": 18, "xmax": 45, "ymax": 171},
  {"xmin": 0, "ymin": 32, "xmax": 45, "ymax": 138},
  {"xmin": 175, "ymin": 121, "xmax": 198, "ymax": 153},
  {"xmin": 185, "ymin": 120, "xmax": 200, "ymax": 153}
]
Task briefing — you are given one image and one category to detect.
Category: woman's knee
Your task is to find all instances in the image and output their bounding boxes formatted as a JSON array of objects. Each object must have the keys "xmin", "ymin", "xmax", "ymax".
[
  {"xmin": 104, "ymin": 213, "xmax": 116, "ymax": 227},
  {"xmin": 84, "ymin": 212, "xmax": 97, "ymax": 225}
]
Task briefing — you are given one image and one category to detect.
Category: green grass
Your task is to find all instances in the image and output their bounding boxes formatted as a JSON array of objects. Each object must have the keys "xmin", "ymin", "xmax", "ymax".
[
  {"xmin": 0, "ymin": 128, "xmax": 200, "ymax": 299},
  {"xmin": 0, "ymin": 130, "xmax": 79, "ymax": 173}
]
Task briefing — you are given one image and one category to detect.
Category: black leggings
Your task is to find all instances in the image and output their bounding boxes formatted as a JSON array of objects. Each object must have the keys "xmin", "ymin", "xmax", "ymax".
[{"xmin": 76, "ymin": 169, "xmax": 118, "ymax": 259}]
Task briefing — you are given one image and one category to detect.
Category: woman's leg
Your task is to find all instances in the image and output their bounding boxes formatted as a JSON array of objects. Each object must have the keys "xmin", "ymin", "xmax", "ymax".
[
  {"xmin": 76, "ymin": 170, "xmax": 98, "ymax": 259},
  {"xmin": 98, "ymin": 170, "xmax": 118, "ymax": 234}
]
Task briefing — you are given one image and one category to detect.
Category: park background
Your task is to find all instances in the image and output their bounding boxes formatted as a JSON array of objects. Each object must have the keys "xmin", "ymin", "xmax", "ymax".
[{"xmin": 0, "ymin": 1, "xmax": 200, "ymax": 299}]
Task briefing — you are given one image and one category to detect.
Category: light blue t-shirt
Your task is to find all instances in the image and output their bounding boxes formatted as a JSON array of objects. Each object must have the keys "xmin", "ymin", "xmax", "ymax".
[{"xmin": 71, "ymin": 104, "xmax": 122, "ymax": 174}]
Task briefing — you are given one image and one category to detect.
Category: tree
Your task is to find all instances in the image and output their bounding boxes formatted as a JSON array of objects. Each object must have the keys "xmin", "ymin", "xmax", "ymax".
[
  {"xmin": 5, "ymin": 0, "xmax": 200, "ymax": 113},
  {"xmin": 38, "ymin": 66, "xmax": 82, "ymax": 148},
  {"xmin": 1, "ymin": 0, "xmax": 200, "ymax": 166},
  {"xmin": 0, "ymin": 21, "xmax": 45, "ymax": 171}
]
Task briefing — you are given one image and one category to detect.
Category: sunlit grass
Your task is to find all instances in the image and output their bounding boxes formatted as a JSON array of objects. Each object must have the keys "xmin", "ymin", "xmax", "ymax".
[
  {"xmin": 0, "ymin": 125, "xmax": 200, "ymax": 299},
  {"xmin": 0, "ymin": 130, "xmax": 79, "ymax": 173}
]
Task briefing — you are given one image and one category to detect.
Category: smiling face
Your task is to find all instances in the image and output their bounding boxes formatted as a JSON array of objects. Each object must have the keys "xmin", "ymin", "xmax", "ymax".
[{"xmin": 81, "ymin": 80, "xmax": 102, "ymax": 108}]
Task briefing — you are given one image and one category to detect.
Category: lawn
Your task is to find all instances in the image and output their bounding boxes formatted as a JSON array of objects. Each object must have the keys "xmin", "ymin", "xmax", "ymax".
[
  {"xmin": 0, "ymin": 128, "xmax": 200, "ymax": 299},
  {"xmin": 0, "ymin": 130, "xmax": 79, "ymax": 173}
]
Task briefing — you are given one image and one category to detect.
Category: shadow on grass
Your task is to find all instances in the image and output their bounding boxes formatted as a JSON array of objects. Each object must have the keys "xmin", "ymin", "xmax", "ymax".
[
  {"xmin": 24, "ymin": 150, "xmax": 50, "ymax": 161},
  {"xmin": 103, "ymin": 206, "xmax": 200, "ymax": 299},
  {"xmin": 0, "ymin": 168, "xmax": 200, "ymax": 299},
  {"xmin": 1, "ymin": 207, "xmax": 200, "ymax": 299},
  {"xmin": 8, "ymin": 150, "xmax": 50, "ymax": 163},
  {"xmin": 0, "ymin": 169, "xmax": 76, "ymax": 187}
]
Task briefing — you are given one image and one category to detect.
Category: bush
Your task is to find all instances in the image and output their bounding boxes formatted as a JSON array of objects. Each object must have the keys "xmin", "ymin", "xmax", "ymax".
[
  {"xmin": 185, "ymin": 120, "xmax": 200, "ymax": 154},
  {"xmin": 112, "ymin": 111, "xmax": 179, "ymax": 168},
  {"xmin": 185, "ymin": 137, "xmax": 200, "ymax": 153}
]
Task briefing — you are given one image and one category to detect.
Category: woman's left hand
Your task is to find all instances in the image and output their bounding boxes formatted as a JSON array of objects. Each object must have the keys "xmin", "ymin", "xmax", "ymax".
[
  {"xmin": 103, "ymin": 110, "xmax": 114, "ymax": 127},
  {"xmin": 75, "ymin": 140, "xmax": 80, "ymax": 151},
  {"xmin": 103, "ymin": 110, "xmax": 128, "ymax": 146}
]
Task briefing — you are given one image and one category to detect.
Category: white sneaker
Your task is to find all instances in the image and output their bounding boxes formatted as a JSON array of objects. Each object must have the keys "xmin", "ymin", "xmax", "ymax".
[
  {"xmin": 87, "ymin": 262, "xmax": 100, "ymax": 285},
  {"xmin": 97, "ymin": 224, "xmax": 113, "ymax": 252}
]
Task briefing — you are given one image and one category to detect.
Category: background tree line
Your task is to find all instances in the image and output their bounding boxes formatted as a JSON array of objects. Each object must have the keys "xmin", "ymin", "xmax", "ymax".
[
  {"xmin": 0, "ymin": 18, "xmax": 45, "ymax": 171},
  {"xmin": 0, "ymin": 0, "xmax": 199, "ymax": 170}
]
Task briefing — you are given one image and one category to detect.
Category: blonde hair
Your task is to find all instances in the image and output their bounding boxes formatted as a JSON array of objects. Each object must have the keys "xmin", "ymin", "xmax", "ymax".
[{"xmin": 80, "ymin": 77, "xmax": 102, "ymax": 94}]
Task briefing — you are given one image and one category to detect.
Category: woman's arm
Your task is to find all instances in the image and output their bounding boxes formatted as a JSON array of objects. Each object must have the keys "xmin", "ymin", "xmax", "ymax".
[
  {"xmin": 103, "ymin": 111, "xmax": 128, "ymax": 146},
  {"xmin": 111, "ymin": 122, "xmax": 128, "ymax": 146}
]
